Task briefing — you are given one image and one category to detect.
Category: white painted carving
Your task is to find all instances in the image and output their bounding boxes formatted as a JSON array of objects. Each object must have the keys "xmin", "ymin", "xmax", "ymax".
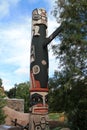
[
  {"xmin": 33, "ymin": 65, "xmax": 40, "ymax": 74},
  {"xmin": 32, "ymin": 25, "xmax": 40, "ymax": 36}
]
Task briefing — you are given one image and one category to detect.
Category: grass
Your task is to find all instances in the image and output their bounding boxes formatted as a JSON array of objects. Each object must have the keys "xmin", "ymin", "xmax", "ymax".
[
  {"xmin": 49, "ymin": 112, "xmax": 66, "ymax": 121},
  {"xmin": 48, "ymin": 113, "xmax": 69, "ymax": 130},
  {"xmin": 49, "ymin": 113, "xmax": 60, "ymax": 120}
]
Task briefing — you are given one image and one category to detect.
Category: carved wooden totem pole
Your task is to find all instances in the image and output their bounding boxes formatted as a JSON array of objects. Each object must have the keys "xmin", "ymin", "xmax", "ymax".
[
  {"xmin": 29, "ymin": 8, "xmax": 49, "ymax": 130},
  {"xmin": 29, "ymin": 8, "xmax": 62, "ymax": 130}
]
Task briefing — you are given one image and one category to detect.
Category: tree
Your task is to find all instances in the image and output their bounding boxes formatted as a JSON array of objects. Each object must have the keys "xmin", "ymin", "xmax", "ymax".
[
  {"xmin": 52, "ymin": 0, "xmax": 87, "ymax": 79},
  {"xmin": 0, "ymin": 78, "xmax": 6, "ymax": 124},
  {"xmin": 0, "ymin": 98, "xmax": 6, "ymax": 124},
  {"xmin": 48, "ymin": 71, "xmax": 67, "ymax": 112},
  {"xmin": 51, "ymin": 0, "xmax": 87, "ymax": 129},
  {"xmin": 49, "ymin": 70, "xmax": 75, "ymax": 112},
  {"xmin": 15, "ymin": 82, "xmax": 30, "ymax": 112},
  {"xmin": 67, "ymin": 78, "xmax": 87, "ymax": 130},
  {"xmin": 0, "ymin": 78, "xmax": 2, "ymax": 87},
  {"xmin": 6, "ymin": 82, "xmax": 30, "ymax": 113},
  {"xmin": 5, "ymin": 87, "xmax": 16, "ymax": 98},
  {"xmin": 49, "ymin": 70, "xmax": 87, "ymax": 129}
]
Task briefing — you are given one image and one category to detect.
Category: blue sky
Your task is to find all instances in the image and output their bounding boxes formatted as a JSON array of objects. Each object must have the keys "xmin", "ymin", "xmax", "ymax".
[{"xmin": 0, "ymin": 0, "xmax": 59, "ymax": 90}]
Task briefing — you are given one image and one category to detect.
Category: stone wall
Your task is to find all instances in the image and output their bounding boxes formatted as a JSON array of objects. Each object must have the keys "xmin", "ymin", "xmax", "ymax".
[
  {"xmin": 2, "ymin": 98, "xmax": 29, "ymax": 126},
  {"xmin": 5, "ymin": 98, "xmax": 24, "ymax": 112},
  {"xmin": 3, "ymin": 106, "xmax": 29, "ymax": 126}
]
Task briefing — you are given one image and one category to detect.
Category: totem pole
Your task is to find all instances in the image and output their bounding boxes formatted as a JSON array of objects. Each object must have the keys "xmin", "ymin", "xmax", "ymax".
[
  {"xmin": 29, "ymin": 8, "xmax": 49, "ymax": 130},
  {"xmin": 29, "ymin": 8, "xmax": 62, "ymax": 130}
]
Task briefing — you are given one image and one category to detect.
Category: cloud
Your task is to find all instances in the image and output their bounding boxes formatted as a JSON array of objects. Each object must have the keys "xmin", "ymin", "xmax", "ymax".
[
  {"xmin": 0, "ymin": 1, "xmax": 10, "ymax": 18},
  {"xmin": 14, "ymin": 67, "xmax": 29, "ymax": 75},
  {"xmin": 0, "ymin": 1, "xmax": 9, "ymax": 19},
  {"xmin": 0, "ymin": 17, "xmax": 31, "ymax": 58},
  {"xmin": 2, "ymin": 78, "xmax": 12, "ymax": 91},
  {"xmin": 0, "ymin": 0, "xmax": 20, "ymax": 19},
  {"xmin": 0, "ymin": 16, "xmax": 31, "ymax": 90}
]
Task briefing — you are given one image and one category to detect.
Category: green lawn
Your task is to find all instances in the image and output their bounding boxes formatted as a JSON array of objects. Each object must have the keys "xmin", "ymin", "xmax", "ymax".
[
  {"xmin": 49, "ymin": 113, "xmax": 60, "ymax": 120},
  {"xmin": 49, "ymin": 113, "xmax": 69, "ymax": 130},
  {"xmin": 49, "ymin": 112, "xmax": 66, "ymax": 121}
]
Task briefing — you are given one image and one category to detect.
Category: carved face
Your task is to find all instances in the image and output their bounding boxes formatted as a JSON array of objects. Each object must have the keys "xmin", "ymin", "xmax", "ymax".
[
  {"xmin": 30, "ymin": 92, "xmax": 48, "ymax": 114},
  {"xmin": 32, "ymin": 8, "xmax": 47, "ymax": 28}
]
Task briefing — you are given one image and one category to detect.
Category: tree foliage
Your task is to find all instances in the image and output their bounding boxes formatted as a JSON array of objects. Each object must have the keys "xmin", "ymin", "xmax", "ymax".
[
  {"xmin": 0, "ymin": 98, "xmax": 6, "ymax": 124},
  {"xmin": 15, "ymin": 82, "xmax": 30, "ymax": 112},
  {"xmin": 0, "ymin": 78, "xmax": 6, "ymax": 124},
  {"xmin": 6, "ymin": 82, "xmax": 30, "ymax": 113},
  {"xmin": 0, "ymin": 78, "xmax": 2, "ymax": 87},
  {"xmin": 49, "ymin": 70, "xmax": 87, "ymax": 129},
  {"xmin": 52, "ymin": 0, "xmax": 87, "ymax": 78},
  {"xmin": 49, "ymin": 0, "xmax": 87, "ymax": 129}
]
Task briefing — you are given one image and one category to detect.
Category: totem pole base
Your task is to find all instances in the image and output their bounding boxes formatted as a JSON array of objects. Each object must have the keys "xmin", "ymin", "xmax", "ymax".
[{"xmin": 29, "ymin": 113, "xmax": 49, "ymax": 130}]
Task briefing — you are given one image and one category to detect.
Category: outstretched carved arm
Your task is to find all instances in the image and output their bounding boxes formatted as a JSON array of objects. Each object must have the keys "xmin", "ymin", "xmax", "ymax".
[{"xmin": 43, "ymin": 25, "xmax": 63, "ymax": 47}]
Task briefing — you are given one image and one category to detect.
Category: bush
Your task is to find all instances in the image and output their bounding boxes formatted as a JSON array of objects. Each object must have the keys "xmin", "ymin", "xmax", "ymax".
[
  {"xmin": 0, "ymin": 99, "xmax": 6, "ymax": 124},
  {"xmin": 68, "ymin": 100, "xmax": 87, "ymax": 130}
]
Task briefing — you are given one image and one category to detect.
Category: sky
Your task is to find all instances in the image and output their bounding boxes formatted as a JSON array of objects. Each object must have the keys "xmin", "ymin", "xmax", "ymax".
[{"xmin": 0, "ymin": 0, "xmax": 59, "ymax": 90}]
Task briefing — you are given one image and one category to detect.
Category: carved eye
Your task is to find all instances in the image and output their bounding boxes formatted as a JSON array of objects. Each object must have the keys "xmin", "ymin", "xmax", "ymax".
[
  {"xmin": 33, "ymin": 65, "xmax": 40, "ymax": 74},
  {"xmin": 33, "ymin": 14, "xmax": 41, "ymax": 20},
  {"xmin": 30, "ymin": 93, "xmax": 43, "ymax": 106}
]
